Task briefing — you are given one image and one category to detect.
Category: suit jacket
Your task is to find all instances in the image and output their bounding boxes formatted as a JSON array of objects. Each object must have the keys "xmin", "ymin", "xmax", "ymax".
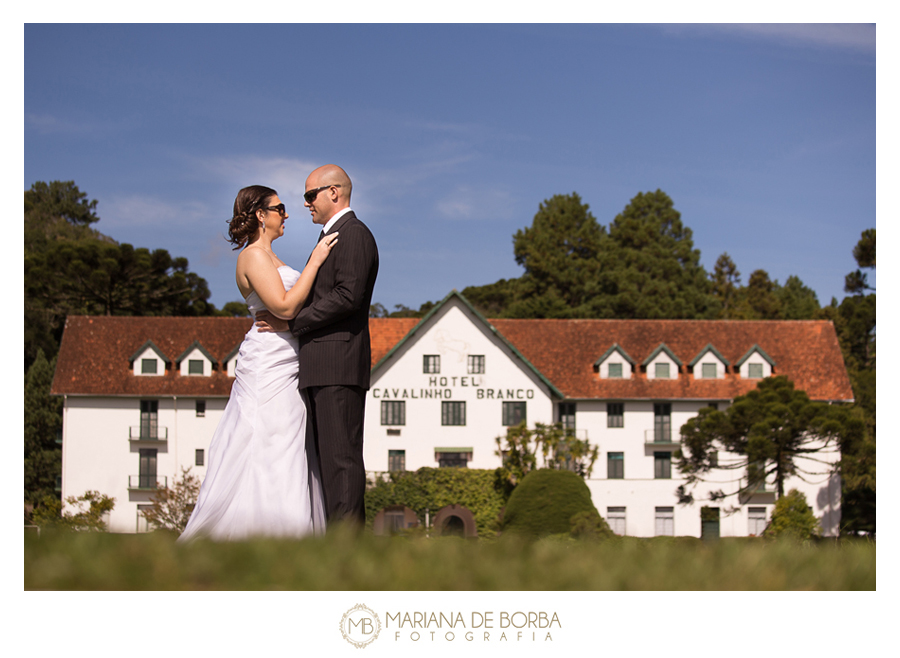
[{"xmin": 290, "ymin": 211, "xmax": 379, "ymax": 390}]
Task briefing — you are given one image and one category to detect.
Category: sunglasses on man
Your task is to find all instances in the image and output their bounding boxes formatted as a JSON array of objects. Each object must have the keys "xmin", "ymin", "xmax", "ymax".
[{"xmin": 304, "ymin": 184, "xmax": 341, "ymax": 204}]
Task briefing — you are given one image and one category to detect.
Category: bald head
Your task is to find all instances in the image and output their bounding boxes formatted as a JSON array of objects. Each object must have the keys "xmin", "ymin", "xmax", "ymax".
[
  {"xmin": 304, "ymin": 164, "xmax": 353, "ymax": 225},
  {"xmin": 309, "ymin": 165, "xmax": 352, "ymax": 200}
]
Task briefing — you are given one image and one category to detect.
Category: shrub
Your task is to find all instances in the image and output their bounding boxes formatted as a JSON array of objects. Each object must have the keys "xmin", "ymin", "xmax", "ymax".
[
  {"xmin": 501, "ymin": 469, "xmax": 598, "ymax": 539},
  {"xmin": 763, "ymin": 489, "xmax": 822, "ymax": 541},
  {"xmin": 569, "ymin": 509, "xmax": 616, "ymax": 541},
  {"xmin": 31, "ymin": 490, "xmax": 115, "ymax": 532}
]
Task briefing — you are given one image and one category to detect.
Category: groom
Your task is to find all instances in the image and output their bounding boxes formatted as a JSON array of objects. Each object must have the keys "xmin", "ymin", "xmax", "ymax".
[{"xmin": 257, "ymin": 164, "xmax": 379, "ymax": 527}]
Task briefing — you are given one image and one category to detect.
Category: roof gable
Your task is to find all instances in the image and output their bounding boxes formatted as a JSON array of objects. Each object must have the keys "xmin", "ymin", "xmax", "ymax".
[
  {"xmin": 594, "ymin": 343, "xmax": 636, "ymax": 367},
  {"xmin": 371, "ymin": 290, "xmax": 564, "ymax": 398},
  {"xmin": 642, "ymin": 343, "xmax": 683, "ymax": 367},
  {"xmin": 689, "ymin": 343, "xmax": 730, "ymax": 367}
]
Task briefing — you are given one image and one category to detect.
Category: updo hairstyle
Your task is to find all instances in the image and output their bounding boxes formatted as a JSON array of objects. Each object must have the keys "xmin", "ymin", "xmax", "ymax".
[{"xmin": 227, "ymin": 185, "xmax": 278, "ymax": 249}]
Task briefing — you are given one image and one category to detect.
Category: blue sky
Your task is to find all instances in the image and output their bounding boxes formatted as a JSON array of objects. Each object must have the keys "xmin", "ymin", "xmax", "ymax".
[{"xmin": 25, "ymin": 23, "xmax": 876, "ymax": 313}]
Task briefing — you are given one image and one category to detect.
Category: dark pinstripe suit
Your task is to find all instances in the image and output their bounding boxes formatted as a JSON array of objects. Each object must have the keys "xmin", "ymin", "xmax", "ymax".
[{"xmin": 289, "ymin": 210, "xmax": 378, "ymax": 525}]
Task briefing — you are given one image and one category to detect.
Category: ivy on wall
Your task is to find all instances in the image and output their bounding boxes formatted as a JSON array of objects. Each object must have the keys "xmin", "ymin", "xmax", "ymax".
[{"xmin": 365, "ymin": 467, "xmax": 509, "ymax": 539}]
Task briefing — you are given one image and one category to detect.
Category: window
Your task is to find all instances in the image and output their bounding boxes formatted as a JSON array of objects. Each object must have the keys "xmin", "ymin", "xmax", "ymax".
[
  {"xmin": 655, "ymin": 362, "xmax": 670, "ymax": 379},
  {"xmin": 708, "ymin": 402, "xmax": 719, "ymax": 410},
  {"xmin": 502, "ymin": 401, "xmax": 526, "ymax": 426},
  {"xmin": 423, "ymin": 355, "xmax": 440, "ymax": 374},
  {"xmin": 188, "ymin": 359, "xmax": 204, "ymax": 375},
  {"xmin": 141, "ymin": 358, "xmax": 158, "ymax": 375},
  {"xmin": 436, "ymin": 450, "xmax": 471, "ymax": 468},
  {"xmin": 388, "ymin": 450, "xmax": 406, "ymax": 472},
  {"xmin": 467, "ymin": 355, "xmax": 485, "ymax": 374},
  {"xmin": 655, "ymin": 506, "xmax": 674, "ymax": 536},
  {"xmin": 653, "ymin": 403, "xmax": 671, "ymax": 442},
  {"xmin": 195, "ymin": 449, "xmax": 204, "ymax": 466},
  {"xmin": 654, "ymin": 451, "xmax": 672, "ymax": 479},
  {"xmin": 139, "ymin": 448, "xmax": 158, "ymax": 489},
  {"xmin": 140, "ymin": 400, "xmax": 159, "ymax": 439},
  {"xmin": 608, "ymin": 362, "xmax": 623, "ymax": 378},
  {"xmin": 195, "ymin": 400, "xmax": 206, "ymax": 417},
  {"xmin": 441, "ymin": 401, "xmax": 466, "ymax": 426},
  {"xmin": 748, "ymin": 507, "xmax": 767, "ymax": 536},
  {"xmin": 607, "ymin": 507, "xmax": 626, "ymax": 535},
  {"xmin": 709, "ymin": 451, "xmax": 718, "ymax": 468},
  {"xmin": 607, "ymin": 402, "xmax": 624, "ymax": 428},
  {"xmin": 701, "ymin": 362, "xmax": 717, "ymax": 378},
  {"xmin": 559, "ymin": 403, "xmax": 576, "ymax": 435},
  {"xmin": 701, "ymin": 507, "xmax": 720, "ymax": 541},
  {"xmin": 607, "ymin": 452, "xmax": 624, "ymax": 479},
  {"xmin": 748, "ymin": 363, "xmax": 763, "ymax": 379},
  {"xmin": 381, "ymin": 400, "xmax": 406, "ymax": 426}
]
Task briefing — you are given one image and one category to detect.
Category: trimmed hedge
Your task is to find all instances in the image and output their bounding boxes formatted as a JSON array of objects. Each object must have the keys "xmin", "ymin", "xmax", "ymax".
[
  {"xmin": 364, "ymin": 468, "xmax": 508, "ymax": 539},
  {"xmin": 501, "ymin": 469, "xmax": 598, "ymax": 538}
]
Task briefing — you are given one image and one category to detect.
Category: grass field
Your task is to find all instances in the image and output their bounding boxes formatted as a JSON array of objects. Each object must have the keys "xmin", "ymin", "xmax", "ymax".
[{"xmin": 24, "ymin": 529, "xmax": 875, "ymax": 590}]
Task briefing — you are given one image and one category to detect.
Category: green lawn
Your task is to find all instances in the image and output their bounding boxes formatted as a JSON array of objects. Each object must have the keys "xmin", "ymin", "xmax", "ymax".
[{"xmin": 24, "ymin": 528, "xmax": 875, "ymax": 590}]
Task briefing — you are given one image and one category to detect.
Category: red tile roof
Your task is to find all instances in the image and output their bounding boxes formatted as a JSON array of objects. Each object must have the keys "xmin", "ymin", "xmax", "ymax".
[
  {"xmin": 489, "ymin": 318, "xmax": 853, "ymax": 402},
  {"xmin": 51, "ymin": 315, "xmax": 853, "ymax": 403},
  {"xmin": 52, "ymin": 316, "xmax": 252, "ymax": 397}
]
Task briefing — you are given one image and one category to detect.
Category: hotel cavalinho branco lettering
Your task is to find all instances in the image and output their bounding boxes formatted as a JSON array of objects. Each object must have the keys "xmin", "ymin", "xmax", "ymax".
[{"xmin": 372, "ymin": 376, "xmax": 535, "ymax": 400}]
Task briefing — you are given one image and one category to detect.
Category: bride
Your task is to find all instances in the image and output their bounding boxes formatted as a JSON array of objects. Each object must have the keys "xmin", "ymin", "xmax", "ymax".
[{"xmin": 179, "ymin": 185, "xmax": 335, "ymax": 541}]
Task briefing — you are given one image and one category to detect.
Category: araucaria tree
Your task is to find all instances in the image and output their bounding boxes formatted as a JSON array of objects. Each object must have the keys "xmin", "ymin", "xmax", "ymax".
[{"xmin": 676, "ymin": 376, "xmax": 844, "ymax": 500}]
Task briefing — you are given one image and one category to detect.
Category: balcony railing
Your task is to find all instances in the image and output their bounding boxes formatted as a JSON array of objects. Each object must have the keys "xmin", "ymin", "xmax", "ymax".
[
  {"xmin": 127, "ymin": 475, "xmax": 168, "ymax": 491},
  {"xmin": 562, "ymin": 428, "xmax": 589, "ymax": 441},
  {"xmin": 129, "ymin": 426, "xmax": 168, "ymax": 442},
  {"xmin": 644, "ymin": 429, "xmax": 679, "ymax": 447}
]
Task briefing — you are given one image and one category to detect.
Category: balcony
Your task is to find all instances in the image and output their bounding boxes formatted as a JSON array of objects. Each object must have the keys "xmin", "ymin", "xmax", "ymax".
[
  {"xmin": 644, "ymin": 429, "xmax": 679, "ymax": 448},
  {"xmin": 129, "ymin": 426, "xmax": 168, "ymax": 443},
  {"xmin": 127, "ymin": 475, "xmax": 168, "ymax": 491},
  {"xmin": 562, "ymin": 428, "xmax": 589, "ymax": 441},
  {"xmin": 739, "ymin": 476, "xmax": 775, "ymax": 503}
]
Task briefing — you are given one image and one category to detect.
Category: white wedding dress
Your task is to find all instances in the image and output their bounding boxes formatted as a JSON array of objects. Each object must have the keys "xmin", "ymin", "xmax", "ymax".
[{"xmin": 179, "ymin": 266, "xmax": 326, "ymax": 541}]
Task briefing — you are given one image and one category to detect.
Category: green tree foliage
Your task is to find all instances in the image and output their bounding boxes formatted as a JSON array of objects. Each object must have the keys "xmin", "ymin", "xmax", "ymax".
[
  {"xmin": 710, "ymin": 252, "xmax": 742, "ymax": 318},
  {"xmin": 142, "ymin": 468, "xmax": 201, "ymax": 533},
  {"xmin": 32, "ymin": 490, "xmax": 115, "ymax": 532},
  {"xmin": 463, "ymin": 190, "xmax": 719, "ymax": 319},
  {"xmin": 676, "ymin": 376, "xmax": 842, "ymax": 500},
  {"xmin": 24, "ymin": 349, "xmax": 62, "ymax": 505},
  {"xmin": 25, "ymin": 180, "xmax": 99, "ymax": 225},
  {"xmin": 820, "ymin": 228, "xmax": 876, "ymax": 534},
  {"xmin": 845, "ymin": 228, "xmax": 875, "ymax": 294},
  {"xmin": 762, "ymin": 489, "xmax": 821, "ymax": 541},
  {"xmin": 506, "ymin": 193, "xmax": 608, "ymax": 318},
  {"xmin": 364, "ymin": 468, "xmax": 508, "ymax": 539},
  {"xmin": 710, "ymin": 252, "xmax": 820, "ymax": 320},
  {"xmin": 494, "ymin": 422, "xmax": 599, "ymax": 494},
  {"xmin": 501, "ymin": 469, "xmax": 599, "ymax": 539},
  {"xmin": 24, "ymin": 180, "xmax": 217, "ymax": 371},
  {"xmin": 600, "ymin": 190, "xmax": 717, "ymax": 319}
]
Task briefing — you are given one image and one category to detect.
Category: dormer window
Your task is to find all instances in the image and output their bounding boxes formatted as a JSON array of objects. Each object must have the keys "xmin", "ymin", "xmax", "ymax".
[
  {"xmin": 130, "ymin": 340, "xmax": 169, "ymax": 377},
  {"xmin": 689, "ymin": 344, "xmax": 729, "ymax": 380},
  {"xmin": 644, "ymin": 344, "xmax": 682, "ymax": 381},
  {"xmin": 736, "ymin": 345, "xmax": 775, "ymax": 380},
  {"xmin": 595, "ymin": 344, "xmax": 635, "ymax": 380},
  {"xmin": 224, "ymin": 344, "xmax": 240, "ymax": 378},
  {"xmin": 177, "ymin": 341, "xmax": 217, "ymax": 377}
]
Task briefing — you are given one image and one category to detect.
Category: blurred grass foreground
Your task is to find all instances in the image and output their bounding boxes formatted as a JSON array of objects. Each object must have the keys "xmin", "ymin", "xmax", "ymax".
[{"xmin": 25, "ymin": 528, "xmax": 874, "ymax": 590}]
